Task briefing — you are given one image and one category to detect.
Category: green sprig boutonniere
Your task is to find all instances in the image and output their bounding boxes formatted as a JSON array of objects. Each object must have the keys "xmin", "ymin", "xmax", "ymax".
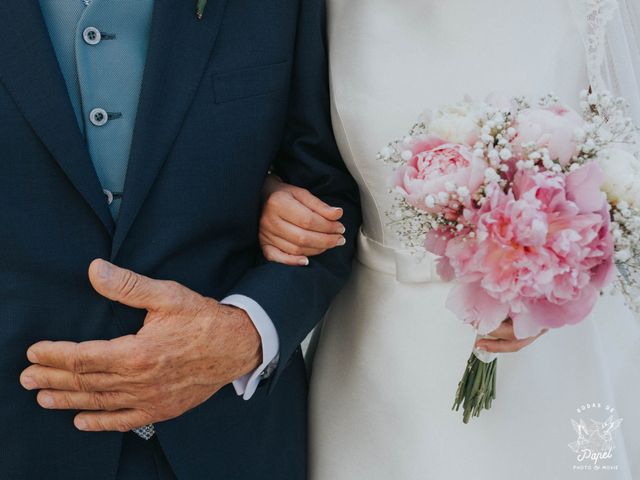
[{"xmin": 196, "ymin": 0, "xmax": 208, "ymax": 20}]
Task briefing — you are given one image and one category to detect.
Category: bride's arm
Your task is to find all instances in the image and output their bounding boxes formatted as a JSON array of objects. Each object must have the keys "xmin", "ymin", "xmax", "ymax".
[
  {"xmin": 260, "ymin": 178, "xmax": 547, "ymax": 353},
  {"xmin": 260, "ymin": 174, "xmax": 348, "ymax": 266}
]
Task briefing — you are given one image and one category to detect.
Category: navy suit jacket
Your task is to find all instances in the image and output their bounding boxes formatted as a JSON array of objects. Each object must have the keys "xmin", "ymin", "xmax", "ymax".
[{"xmin": 0, "ymin": 0, "xmax": 360, "ymax": 478}]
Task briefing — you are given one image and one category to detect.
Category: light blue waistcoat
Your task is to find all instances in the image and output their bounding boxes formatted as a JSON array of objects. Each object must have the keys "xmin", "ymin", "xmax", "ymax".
[{"xmin": 39, "ymin": 0, "xmax": 155, "ymax": 218}]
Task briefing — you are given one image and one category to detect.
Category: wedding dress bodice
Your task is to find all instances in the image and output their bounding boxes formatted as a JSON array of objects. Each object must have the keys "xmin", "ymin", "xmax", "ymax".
[
  {"xmin": 310, "ymin": 3, "xmax": 639, "ymax": 479},
  {"xmin": 328, "ymin": 0, "xmax": 589, "ymax": 250}
]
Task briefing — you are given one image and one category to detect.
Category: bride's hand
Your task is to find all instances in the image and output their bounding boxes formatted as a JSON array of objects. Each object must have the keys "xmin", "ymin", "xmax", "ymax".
[
  {"xmin": 476, "ymin": 319, "xmax": 548, "ymax": 353},
  {"xmin": 259, "ymin": 175, "xmax": 347, "ymax": 266}
]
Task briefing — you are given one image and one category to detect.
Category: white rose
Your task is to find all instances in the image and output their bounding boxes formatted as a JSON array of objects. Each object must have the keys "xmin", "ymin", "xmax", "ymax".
[
  {"xmin": 429, "ymin": 105, "xmax": 479, "ymax": 145},
  {"xmin": 597, "ymin": 148, "xmax": 640, "ymax": 207}
]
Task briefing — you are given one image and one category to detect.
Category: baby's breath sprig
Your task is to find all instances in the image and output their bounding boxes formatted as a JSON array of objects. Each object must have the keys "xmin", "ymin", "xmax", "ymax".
[
  {"xmin": 386, "ymin": 196, "xmax": 431, "ymax": 252},
  {"xmin": 611, "ymin": 202, "xmax": 640, "ymax": 317},
  {"xmin": 574, "ymin": 89, "xmax": 638, "ymax": 166}
]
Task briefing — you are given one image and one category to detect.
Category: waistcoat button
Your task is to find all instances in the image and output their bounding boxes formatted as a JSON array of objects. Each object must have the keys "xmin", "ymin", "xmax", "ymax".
[
  {"xmin": 89, "ymin": 108, "xmax": 109, "ymax": 127},
  {"xmin": 103, "ymin": 189, "xmax": 114, "ymax": 205},
  {"xmin": 83, "ymin": 27, "xmax": 102, "ymax": 45}
]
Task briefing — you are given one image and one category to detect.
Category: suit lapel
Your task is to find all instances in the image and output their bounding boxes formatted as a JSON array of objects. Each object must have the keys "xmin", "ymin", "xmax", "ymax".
[
  {"xmin": 112, "ymin": 0, "xmax": 229, "ymax": 259},
  {"xmin": 0, "ymin": 0, "xmax": 115, "ymax": 234}
]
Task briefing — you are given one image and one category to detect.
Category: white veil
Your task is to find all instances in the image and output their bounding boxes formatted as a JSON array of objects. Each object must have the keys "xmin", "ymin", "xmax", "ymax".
[
  {"xmin": 604, "ymin": 0, "xmax": 640, "ymax": 121},
  {"xmin": 571, "ymin": 0, "xmax": 640, "ymax": 122}
]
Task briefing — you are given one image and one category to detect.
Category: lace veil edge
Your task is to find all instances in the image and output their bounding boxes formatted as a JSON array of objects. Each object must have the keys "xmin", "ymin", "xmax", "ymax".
[{"xmin": 571, "ymin": 0, "xmax": 640, "ymax": 123}]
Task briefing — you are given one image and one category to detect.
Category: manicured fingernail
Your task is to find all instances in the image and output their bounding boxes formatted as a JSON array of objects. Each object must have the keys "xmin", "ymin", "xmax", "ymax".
[
  {"xmin": 337, "ymin": 237, "xmax": 346, "ymax": 246},
  {"xmin": 75, "ymin": 418, "xmax": 88, "ymax": 431},
  {"xmin": 299, "ymin": 258, "xmax": 309, "ymax": 266},
  {"xmin": 21, "ymin": 376, "xmax": 36, "ymax": 390},
  {"xmin": 39, "ymin": 394, "xmax": 54, "ymax": 408},
  {"xmin": 475, "ymin": 344, "xmax": 487, "ymax": 351},
  {"xmin": 27, "ymin": 349, "xmax": 39, "ymax": 363},
  {"xmin": 96, "ymin": 260, "xmax": 113, "ymax": 279},
  {"xmin": 338, "ymin": 225, "xmax": 346, "ymax": 234}
]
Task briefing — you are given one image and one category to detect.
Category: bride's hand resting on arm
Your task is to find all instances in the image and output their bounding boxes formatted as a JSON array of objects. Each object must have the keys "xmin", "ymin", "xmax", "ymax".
[
  {"xmin": 259, "ymin": 175, "xmax": 348, "ymax": 266},
  {"xmin": 260, "ymin": 176, "xmax": 545, "ymax": 354}
]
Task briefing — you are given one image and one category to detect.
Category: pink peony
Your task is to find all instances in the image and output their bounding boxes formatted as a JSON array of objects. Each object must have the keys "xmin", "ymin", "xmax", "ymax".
[
  {"xmin": 514, "ymin": 104, "xmax": 584, "ymax": 166},
  {"xmin": 436, "ymin": 164, "xmax": 614, "ymax": 338},
  {"xmin": 394, "ymin": 136, "xmax": 486, "ymax": 214}
]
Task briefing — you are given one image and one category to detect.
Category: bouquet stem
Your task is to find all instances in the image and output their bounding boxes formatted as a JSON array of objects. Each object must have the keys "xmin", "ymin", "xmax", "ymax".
[{"xmin": 452, "ymin": 345, "xmax": 497, "ymax": 424}]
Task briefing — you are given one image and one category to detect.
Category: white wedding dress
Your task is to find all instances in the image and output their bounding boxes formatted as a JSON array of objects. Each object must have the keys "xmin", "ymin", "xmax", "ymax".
[{"xmin": 309, "ymin": 1, "xmax": 640, "ymax": 479}]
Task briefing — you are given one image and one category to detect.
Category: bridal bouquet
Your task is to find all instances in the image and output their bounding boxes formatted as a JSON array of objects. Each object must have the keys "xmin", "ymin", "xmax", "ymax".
[{"xmin": 381, "ymin": 90, "xmax": 639, "ymax": 423}]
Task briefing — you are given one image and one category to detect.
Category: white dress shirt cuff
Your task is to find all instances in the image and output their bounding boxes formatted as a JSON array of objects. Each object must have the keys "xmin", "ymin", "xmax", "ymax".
[{"xmin": 221, "ymin": 294, "xmax": 280, "ymax": 400}]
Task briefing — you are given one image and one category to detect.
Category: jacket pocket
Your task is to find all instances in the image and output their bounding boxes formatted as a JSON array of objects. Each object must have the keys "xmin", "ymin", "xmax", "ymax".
[{"xmin": 212, "ymin": 60, "xmax": 290, "ymax": 104}]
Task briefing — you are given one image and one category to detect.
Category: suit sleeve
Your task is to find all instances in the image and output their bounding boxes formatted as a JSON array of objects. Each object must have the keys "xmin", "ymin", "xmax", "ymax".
[{"xmin": 228, "ymin": 0, "xmax": 361, "ymax": 390}]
